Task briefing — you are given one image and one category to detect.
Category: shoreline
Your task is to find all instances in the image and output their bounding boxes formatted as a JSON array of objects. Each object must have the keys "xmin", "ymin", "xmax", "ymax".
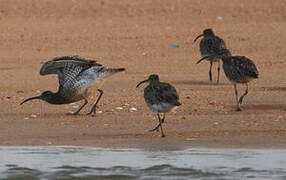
[{"xmin": 1, "ymin": 0, "xmax": 286, "ymax": 149}]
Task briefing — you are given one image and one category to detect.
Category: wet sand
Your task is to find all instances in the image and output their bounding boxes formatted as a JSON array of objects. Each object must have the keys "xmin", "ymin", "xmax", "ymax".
[{"xmin": 0, "ymin": 0, "xmax": 286, "ymax": 148}]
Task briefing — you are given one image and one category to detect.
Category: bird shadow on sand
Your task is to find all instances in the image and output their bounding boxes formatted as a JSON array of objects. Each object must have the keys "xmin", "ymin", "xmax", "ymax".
[
  {"xmin": 171, "ymin": 80, "xmax": 229, "ymax": 86},
  {"xmin": 257, "ymin": 86, "xmax": 286, "ymax": 92},
  {"xmin": 0, "ymin": 67, "xmax": 14, "ymax": 71},
  {"xmin": 226, "ymin": 104, "xmax": 286, "ymax": 111}
]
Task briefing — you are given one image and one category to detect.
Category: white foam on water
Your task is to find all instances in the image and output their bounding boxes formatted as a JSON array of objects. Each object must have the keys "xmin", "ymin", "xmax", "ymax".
[{"xmin": 1, "ymin": 146, "xmax": 286, "ymax": 179}]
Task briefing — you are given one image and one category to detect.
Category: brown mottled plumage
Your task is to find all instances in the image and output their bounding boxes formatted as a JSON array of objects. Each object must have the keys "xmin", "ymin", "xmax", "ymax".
[
  {"xmin": 197, "ymin": 49, "xmax": 259, "ymax": 111},
  {"xmin": 194, "ymin": 29, "xmax": 227, "ymax": 84},
  {"xmin": 21, "ymin": 55, "xmax": 125, "ymax": 115},
  {"xmin": 136, "ymin": 74, "xmax": 181, "ymax": 137}
]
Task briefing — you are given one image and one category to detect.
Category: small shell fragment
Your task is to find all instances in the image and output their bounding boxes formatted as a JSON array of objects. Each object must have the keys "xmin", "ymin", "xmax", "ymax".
[
  {"xmin": 129, "ymin": 107, "xmax": 137, "ymax": 112},
  {"xmin": 71, "ymin": 104, "xmax": 80, "ymax": 109}
]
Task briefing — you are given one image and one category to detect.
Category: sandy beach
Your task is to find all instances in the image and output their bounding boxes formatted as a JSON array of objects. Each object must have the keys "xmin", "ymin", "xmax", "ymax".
[{"xmin": 0, "ymin": 0, "xmax": 286, "ymax": 148}]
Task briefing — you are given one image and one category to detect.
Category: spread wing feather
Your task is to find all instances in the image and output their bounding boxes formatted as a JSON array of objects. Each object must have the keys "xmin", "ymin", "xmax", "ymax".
[
  {"xmin": 40, "ymin": 55, "xmax": 102, "ymax": 88},
  {"xmin": 40, "ymin": 55, "xmax": 101, "ymax": 75}
]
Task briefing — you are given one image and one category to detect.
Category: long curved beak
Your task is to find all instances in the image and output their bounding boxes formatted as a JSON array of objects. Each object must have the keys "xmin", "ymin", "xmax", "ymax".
[
  {"xmin": 136, "ymin": 79, "xmax": 149, "ymax": 88},
  {"xmin": 196, "ymin": 56, "xmax": 211, "ymax": 64},
  {"xmin": 20, "ymin": 96, "xmax": 42, "ymax": 105},
  {"xmin": 194, "ymin": 34, "xmax": 203, "ymax": 42}
]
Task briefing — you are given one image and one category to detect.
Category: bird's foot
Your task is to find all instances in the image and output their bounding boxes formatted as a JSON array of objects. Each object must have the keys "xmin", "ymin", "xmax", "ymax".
[
  {"xmin": 236, "ymin": 108, "xmax": 242, "ymax": 112},
  {"xmin": 149, "ymin": 124, "xmax": 160, "ymax": 132},
  {"xmin": 87, "ymin": 107, "xmax": 97, "ymax": 116},
  {"xmin": 87, "ymin": 111, "xmax": 96, "ymax": 116},
  {"xmin": 161, "ymin": 133, "xmax": 166, "ymax": 138}
]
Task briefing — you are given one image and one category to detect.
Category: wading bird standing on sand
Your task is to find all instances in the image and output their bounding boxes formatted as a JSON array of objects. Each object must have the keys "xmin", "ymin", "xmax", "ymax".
[
  {"xmin": 136, "ymin": 74, "xmax": 181, "ymax": 137},
  {"xmin": 197, "ymin": 49, "xmax": 259, "ymax": 111},
  {"xmin": 194, "ymin": 28, "xmax": 227, "ymax": 84},
  {"xmin": 21, "ymin": 55, "xmax": 125, "ymax": 115}
]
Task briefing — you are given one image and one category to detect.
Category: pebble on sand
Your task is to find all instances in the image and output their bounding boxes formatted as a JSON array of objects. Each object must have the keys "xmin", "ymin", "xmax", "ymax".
[
  {"xmin": 115, "ymin": 107, "xmax": 123, "ymax": 110},
  {"xmin": 129, "ymin": 107, "xmax": 137, "ymax": 112}
]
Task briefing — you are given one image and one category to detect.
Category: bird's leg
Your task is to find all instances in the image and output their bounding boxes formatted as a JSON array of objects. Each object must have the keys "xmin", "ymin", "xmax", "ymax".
[
  {"xmin": 161, "ymin": 113, "xmax": 165, "ymax": 123},
  {"xmin": 149, "ymin": 113, "xmax": 166, "ymax": 132},
  {"xmin": 217, "ymin": 60, "xmax": 220, "ymax": 84},
  {"xmin": 149, "ymin": 114, "xmax": 166, "ymax": 137},
  {"xmin": 209, "ymin": 61, "xmax": 213, "ymax": 82},
  {"xmin": 67, "ymin": 98, "xmax": 88, "ymax": 115},
  {"xmin": 149, "ymin": 124, "xmax": 160, "ymax": 132},
  {"xmin": 149, "ymin": 114, "xmax": 162, "ymax": 132},
  {"xmin": 158, "ymin": 113, "xmax": 165, "ymax": 137},
  {"xmin": 233, "ymin": 84, "xmax": 241, "ymax": 111},
  {"xmin": 239, "ymin": 83, "xmax": 249, "ymax": 105},
  {"xmin": 88, "ymin": 89, "xmax": 103, "ymax": 116}
]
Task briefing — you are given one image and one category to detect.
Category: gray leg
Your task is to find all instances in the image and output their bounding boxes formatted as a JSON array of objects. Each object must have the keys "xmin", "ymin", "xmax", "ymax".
[
  {"xmin": 149, "ymin": 114, "xmax": 161, "ymax": 132},
  {"xmin": 149, "ymin": 123, "xmax": 160, "ymax": 132},
  {"xmin": 234, "ymin": 84, "xmax": 241, "ymax": 111},
  {"xmin": 239, "ymin": 83, "xmax": 249, "ymax": 104},
  {"xmin": 88, "ymin": 89, "xmax": 103, "ymax": 115},
  {"xmin": 209, "ymin": 61, "xmax": 213, "ymax": 82},
  {"xmin": 217, "ymin": 60, "xmax": 220, "ymax": 84},
  {"xmin": 68, "ymin": 98, "xmax": 88, "ymax": 115},
  {"xmin": 149, "ymin": 113, "xmax": 165, "ymax": 132},
  {"xmin": 158, "ymin": 113, "xmax": 165, "ymax": 137},
  {"xmin": 161, "ymin": 113, "xmax": 165, "ymax": 123}
]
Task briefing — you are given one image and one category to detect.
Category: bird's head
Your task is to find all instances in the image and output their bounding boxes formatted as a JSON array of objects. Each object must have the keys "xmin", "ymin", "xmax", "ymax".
[
  {"xmin": 196, "ymin": 49, "xmax": 232, "ymax": 64},
  {"xmin": 20, "ymin": 91, "xmax": 54, "ymax": 105},
  {"xmin": 136, "ymin": 74, "xmax": 159, "ymax": 88},
  {"xmin": 203, "ymin": 28, "xmax": 214, "ymax": 36},
  {"xmin": 194, "ymin": 28, "xmax": 215, "ymax": 42}
]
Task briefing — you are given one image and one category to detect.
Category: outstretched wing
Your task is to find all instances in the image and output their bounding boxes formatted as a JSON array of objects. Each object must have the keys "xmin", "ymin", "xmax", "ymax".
[
  {"xmin": 40, "ymin": 55, "xmax": 102, "ymax": 88},
  {"xmin": 40, "ymin": 55, "xmax": 101, "ymax": 75}
]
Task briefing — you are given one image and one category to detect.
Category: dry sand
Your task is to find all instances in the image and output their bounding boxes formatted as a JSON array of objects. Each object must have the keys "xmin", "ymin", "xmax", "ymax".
[{"xmin": 0, "ymin": 0, "xmax": 286, "ymax": 149}]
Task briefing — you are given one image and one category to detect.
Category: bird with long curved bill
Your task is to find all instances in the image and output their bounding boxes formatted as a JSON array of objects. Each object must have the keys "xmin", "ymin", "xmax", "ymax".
[
  {"xmin": 197, "ymin": 49, "xmax": 259, "ymax": 111},
  {"xmin": 136, "ymin": 74, "xmax": 181, "ymax": 137},
  {"xmin": 20, "ymin": 55, "xmax": 125, "ymax": 115},
  {"xmin": 194, "ymin": 28, "xmax": 227, "ymax": 84}
]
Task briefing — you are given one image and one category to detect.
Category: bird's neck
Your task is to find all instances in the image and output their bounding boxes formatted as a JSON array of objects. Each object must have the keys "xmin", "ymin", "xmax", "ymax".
[
  {"xmin": 150, "ymin": 80, "xmax": 160, "ymax": 85},
  {"xmin": 206, "ymin": 34, "xmax": 214, "ymax": 37},
  {"xmin": 221, "ymin": 55, "xmax": 232, "ymax": 62},
  {"xmin": 43, "ymin": 92, "xmax": 66, "ymax": 104}
]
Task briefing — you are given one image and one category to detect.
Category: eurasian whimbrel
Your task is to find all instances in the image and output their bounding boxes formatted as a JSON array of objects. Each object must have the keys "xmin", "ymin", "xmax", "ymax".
[
  {"xmin": 197, "ymin": 49, "xmax": 259, "ymax": 111},
  {"xmin": 21, "ymin": 55, "xmax": 125, "ymax": 115},
  {"xmin": 136, "ymin": 74, "xmax": 181, "ymax": 137},
  {"xmin": 194, "ymin": 28, "xmax": 227, "ymax": 84}
]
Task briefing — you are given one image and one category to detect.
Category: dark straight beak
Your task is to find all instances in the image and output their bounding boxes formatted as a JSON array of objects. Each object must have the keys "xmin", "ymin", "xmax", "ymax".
[
  {"xmin": 136, "ymin": 79, "xmax": 149, "ymax": 88},
  {"xmin": 20, "ymin": 96, "xmax": 42, "ymax": 105},
  {"xmin": 194, "ymin": 34, "xmax": 203, "ymax": 42},
  {"xmin": 196, "ymin": 56, "xmax": 211, "ymax": 64}
]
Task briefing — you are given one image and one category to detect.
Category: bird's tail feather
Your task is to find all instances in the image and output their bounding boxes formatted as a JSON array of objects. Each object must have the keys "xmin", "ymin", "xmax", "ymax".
[
  {"xmin": 107, "ymin": 68, "xmax": 126, "ymax": 75},
  {"xmin": 111, "ymin": 68, "xmax": 125, "ymax": 72},
  {"xmin": 99, "ymin": 67, "xmax": 125, "ymax": 80},
  {"xmin": 175, "ymin": 101, "xmax": 182, "ymax": 106}
]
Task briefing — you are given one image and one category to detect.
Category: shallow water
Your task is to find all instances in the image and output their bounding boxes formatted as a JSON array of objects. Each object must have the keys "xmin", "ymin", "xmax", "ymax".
[{"xmin": 1, "ymin": 146, "xmax": 286, "ymax": 180}]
